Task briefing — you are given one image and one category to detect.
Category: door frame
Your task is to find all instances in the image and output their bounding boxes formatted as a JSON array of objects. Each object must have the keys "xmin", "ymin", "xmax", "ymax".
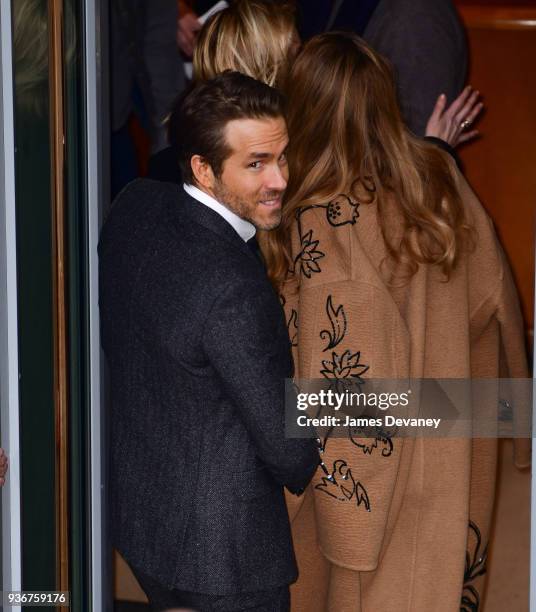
[{"xmin": 84, "ymin": 0, "xmax": 110, "ymax": 608}]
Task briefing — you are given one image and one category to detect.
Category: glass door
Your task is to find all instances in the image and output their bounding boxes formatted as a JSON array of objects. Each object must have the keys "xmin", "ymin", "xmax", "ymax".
[{"xmin": 1, "ymin": 0, "xmax": 109, "ymax": 609}]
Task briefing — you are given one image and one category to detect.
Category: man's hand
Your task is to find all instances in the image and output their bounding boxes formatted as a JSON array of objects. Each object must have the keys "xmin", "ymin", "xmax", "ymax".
[
  {"xmin": 0, "ymin": 448, "xmax": 8, "ymax": 486},
  {"xmin": 425, "ymin": 86, "xmax": 483, "ymax": 148},
  {"xmin": 177, "ymin": 12, "xmax": 202, "ymax": 57}
]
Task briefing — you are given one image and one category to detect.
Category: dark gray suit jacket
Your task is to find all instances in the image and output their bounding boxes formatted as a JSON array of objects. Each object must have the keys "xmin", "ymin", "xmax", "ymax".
[{"xmin": 99, "ymin": 179, "xmax": 319, "ymax": 595}]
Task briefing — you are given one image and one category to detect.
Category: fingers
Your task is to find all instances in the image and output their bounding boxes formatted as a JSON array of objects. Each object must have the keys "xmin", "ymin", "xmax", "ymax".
[
  {"xmin": 457, "ymin": 88, "xmax": 478, "ymax": 117},
  {"xmin": 430, "ymin": 93, "xmax": 447, "ymax": 121},
  {"xmin": 457, "ymin": 89, "xmax": 480, "ymax": 121},
  {"xmin": 446, "ymin": 85, "xmax": 472, "ymax": 118},
  {"xmin": 424, "ymin": 94, "xmax": 448, "ymax": 139},
  {"xmin": 177, "ymin": 33, "xmax": 194, "ymax": 57},
  {"xmin": 178, "ymin": 13, "xmax": 201, "ymax": 57},
  {"xmin": 457, "ymin": 129, "xmax": 480, "ymax": 145},
  {"xmin": 463, "ymin": 100, "xmax": 484, "ymax": 128},
  {"xmin": 424, "ymin": 85, "xmax": 484, "ymax": 146}
]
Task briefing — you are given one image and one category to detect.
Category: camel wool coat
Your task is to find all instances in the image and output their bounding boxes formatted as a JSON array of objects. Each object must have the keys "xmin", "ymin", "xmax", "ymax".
[{"xmin": 282, "ymin": 168, "xmax": 530, "ymax": 612}]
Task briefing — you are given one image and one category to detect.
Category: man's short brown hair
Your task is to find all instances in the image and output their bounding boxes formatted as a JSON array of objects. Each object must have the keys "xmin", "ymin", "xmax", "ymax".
[{"xmin": 169, "ymin": 71, "xmax": 286, "ymax": 185}]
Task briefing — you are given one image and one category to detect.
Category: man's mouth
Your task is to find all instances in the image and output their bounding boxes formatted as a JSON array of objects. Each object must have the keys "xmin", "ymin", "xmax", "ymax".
[{"xmin": 259, "ymin": 196, "xmax": 282, "ymax": 208}]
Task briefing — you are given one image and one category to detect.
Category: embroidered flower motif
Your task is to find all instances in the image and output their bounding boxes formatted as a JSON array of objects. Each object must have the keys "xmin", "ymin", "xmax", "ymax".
[
  {"xmin": 321, "ymin": 350, "xmax": 369, "ymax": 382},
  {"xmin": 326, "ymin": 194, "xmax": 360, "ymax": 227},
  {"xmin": 294, "ymin": 229, "xmax": 325, "ymax": 278},
  {"xmin": 315, "ymin": 459, "xmax": 371, "ymax": 511}
]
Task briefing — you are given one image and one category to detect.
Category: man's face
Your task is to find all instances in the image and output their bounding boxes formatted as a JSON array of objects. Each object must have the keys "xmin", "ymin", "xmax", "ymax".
[{"xmin": 211, "ymin": 116, "xmax": 289, "ymax": 231}]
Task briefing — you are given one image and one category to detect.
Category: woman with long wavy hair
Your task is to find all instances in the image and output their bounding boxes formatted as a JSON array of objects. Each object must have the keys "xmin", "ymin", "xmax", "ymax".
[{"xmin": 263, "ymin": 32, "xmax": 529, "ymax": 612}]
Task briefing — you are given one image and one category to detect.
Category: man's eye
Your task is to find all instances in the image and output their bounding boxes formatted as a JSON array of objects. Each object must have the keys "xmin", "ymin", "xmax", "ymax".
[
  {"xmin": 279, "ymin": 152, "xmax": 287, "ymax": 163},
  {"xmin": 248, "ymin": 161, "xmax": 262, "ymax": 169}
]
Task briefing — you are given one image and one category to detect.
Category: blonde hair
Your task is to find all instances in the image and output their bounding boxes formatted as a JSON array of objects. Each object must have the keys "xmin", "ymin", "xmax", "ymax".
[
  {"xmin": 264, "ymin": 32, "xmax": 473, "ymax": 286},
  {"xmin": 193, "ymin": 0, "xmax": 297, "ymax": 87}
]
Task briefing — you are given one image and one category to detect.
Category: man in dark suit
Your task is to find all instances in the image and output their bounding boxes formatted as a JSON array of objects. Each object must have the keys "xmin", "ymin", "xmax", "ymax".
[{"xmin": 99, "ymin": 72, "xmax": 319, "ymax": 611}]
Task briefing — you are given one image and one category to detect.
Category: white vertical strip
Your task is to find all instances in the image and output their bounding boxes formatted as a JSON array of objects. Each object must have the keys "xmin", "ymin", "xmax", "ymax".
[
  {"xmin": 85, "ymin": 0, "xmax": 105, "ymax": 608},
  {"xmin": 531, "ymin": 237, "xmax": 536, "ymax": 612},
  {"xmin": 0, "ymin": 0, "xmax": 22, "ymax": 609}
]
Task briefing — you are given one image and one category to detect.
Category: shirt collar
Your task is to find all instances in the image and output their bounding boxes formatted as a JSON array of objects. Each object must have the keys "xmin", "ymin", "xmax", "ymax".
[{"xmin": 183, "ymin": 183, "xmax": 256, "ymax": 243}]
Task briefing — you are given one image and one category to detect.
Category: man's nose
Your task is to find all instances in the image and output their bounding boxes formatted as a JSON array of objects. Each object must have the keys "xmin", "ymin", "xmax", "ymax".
[{"xmin": 265, "ymin": 164, "xmax": 288, "ymax": 191}]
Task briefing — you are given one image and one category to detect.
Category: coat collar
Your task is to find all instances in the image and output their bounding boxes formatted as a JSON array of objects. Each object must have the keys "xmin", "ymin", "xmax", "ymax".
[
  {"xmin": 183, "ymin": 183, "xmax": 256, "ymax": 242},
  {"xmin": 174, "ymin": 185, "xmax": 254, "ymax": 260}
]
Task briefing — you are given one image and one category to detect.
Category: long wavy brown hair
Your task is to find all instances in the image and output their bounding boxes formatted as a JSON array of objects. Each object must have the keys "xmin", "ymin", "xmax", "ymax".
[{"xmin": 262, "ymin": 32, "xmax": 473, "ymax": 287}]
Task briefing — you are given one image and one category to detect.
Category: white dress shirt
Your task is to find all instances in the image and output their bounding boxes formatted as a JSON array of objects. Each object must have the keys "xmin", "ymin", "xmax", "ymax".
[{"xmin": 183, "ymin": 183, "xmax": 255, "ymax": 242}]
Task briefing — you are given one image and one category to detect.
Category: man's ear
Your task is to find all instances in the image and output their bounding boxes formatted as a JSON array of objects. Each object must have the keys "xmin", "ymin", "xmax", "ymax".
[{"xmin": 191, "ymin": 155, "xmax": 216, "ymax": 191}]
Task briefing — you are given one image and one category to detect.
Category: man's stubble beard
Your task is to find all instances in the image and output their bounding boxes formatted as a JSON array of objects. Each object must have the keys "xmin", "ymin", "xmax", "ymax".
[{"xmin": 212, "ymin": 179, "xmax": 282, "ymax": 231}]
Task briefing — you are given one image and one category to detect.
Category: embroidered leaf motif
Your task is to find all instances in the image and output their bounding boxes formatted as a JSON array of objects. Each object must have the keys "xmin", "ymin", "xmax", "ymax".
[
  {"xmin": 294, "ymin": 229, "xmax": 325, "ymax": 278},
  {"xmin": 460, "ymin": 585, "xmax": 480, "ymax": 612},
  {"xmin": 348, "ymin": 427, "xmax": 394, "ymax": 457},
  {"xmin": 465, "ymin": 520, "xmax": 488, "ymax": 582},
  {"xmin": 315, "ymin": 459, "xmax": 371, "ymax": 511},
  {"xmin": 320, "ymin": 296, "xmax": 347, "ymax": 351},
  {"xmin": 354, "ymin": 482, "xmax": 370, "ymax": 510},
  {"xmin": 461, "ymin": 520, "xmax": 487, "ymax": 611},
  {"xmin": 287, "ymin": 309, "xmax": 298, "ymax": 347}
]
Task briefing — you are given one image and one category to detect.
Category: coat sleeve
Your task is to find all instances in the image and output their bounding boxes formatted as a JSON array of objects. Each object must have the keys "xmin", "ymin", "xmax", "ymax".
[
  {"xmin": 202, "ymin": 277, "xmax": 319, "ymax": 493},
  {"xmin": 290, "ymin": 278, "xmax": 411, "ymax": 569},
  {"xmin": 495, "ymin": 246, "xmax": 532, "ymax": 469}
]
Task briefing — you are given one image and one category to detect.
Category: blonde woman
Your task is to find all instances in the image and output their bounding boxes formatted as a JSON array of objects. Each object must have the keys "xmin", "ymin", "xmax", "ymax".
[{"xmin": 264, "ymin": 32, "xmax": 529, "ymax": 612}]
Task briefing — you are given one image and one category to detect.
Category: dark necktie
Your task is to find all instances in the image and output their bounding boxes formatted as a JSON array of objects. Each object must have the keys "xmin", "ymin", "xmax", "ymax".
[{"xmin": 246, "ymin": 236, "xmax": 266, "ymax": 270}]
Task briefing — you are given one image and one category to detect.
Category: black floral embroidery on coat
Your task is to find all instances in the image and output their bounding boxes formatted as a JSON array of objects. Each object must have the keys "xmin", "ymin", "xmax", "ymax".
[
  {"xmin": 318, "ymin": 298, "xmax": 392, "ymax": 456},
  {"xmin": 294, "ymin": 229, "xmax": 325, "ymax": 278},
  {"xmin": 348, "ymin": 425, "xmax": 394, "ymax": 457},
  {"xmin": 460, "ymin": 520, "xmax": 488, "ymax": 611},
  {"xmin": 287, "ymin": 309, "xmax": 298, "ymax": 347},
  {"xmin": 292, "ymin": 180, "xmax": 376, "ymax": 278},
  {"xmin": 320, "ymin": 295, "xmax": 347, "ymax": 351},
  {"xmin": 296, "ymin": 193, "xmax": 363, "ymax": 230},
  {"xmin": 326, "ymin": 194, "xmax": 361, "ymax": 226},
  {"xmin": 315, "ymin": 458, "xmax": 371, "ymax": 511},
  {"xmin": 321, "ymin": 350, "xmax": 369, "ymax": 384},
  {"xmin": 461, "ymin": 586, "xmax": 479, "ymax": 612}
]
